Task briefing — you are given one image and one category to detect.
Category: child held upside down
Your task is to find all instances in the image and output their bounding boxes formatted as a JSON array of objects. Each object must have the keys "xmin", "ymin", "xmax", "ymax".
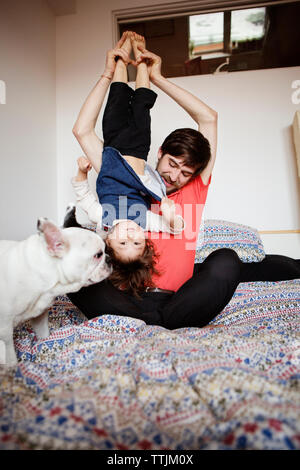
[{"xmin": 69, "ymin": 32, "xmax": 185, "ymax": 295}]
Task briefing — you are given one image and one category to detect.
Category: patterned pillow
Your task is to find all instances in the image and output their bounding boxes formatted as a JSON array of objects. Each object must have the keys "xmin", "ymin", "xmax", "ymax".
[{"xmin": 195, "ymin": 219, "xmax": 265, "ymax": 263}]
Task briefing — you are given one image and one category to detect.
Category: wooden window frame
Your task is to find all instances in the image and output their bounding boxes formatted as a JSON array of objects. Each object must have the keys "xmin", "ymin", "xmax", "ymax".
[{"xmin": 112, "ymin": 0, "xmax": 297, "ymax": 45}]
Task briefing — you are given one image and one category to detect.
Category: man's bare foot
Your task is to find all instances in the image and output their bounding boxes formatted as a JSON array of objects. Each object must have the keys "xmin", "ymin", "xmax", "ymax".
[{"xmin": 131, "ymin": 32, "xmax": 146, "ymax": 61}]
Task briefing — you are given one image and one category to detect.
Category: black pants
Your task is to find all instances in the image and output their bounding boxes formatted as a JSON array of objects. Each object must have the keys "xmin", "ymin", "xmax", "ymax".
[
  {"xmin": 68, "ymin": 249, "xmax": 300, "ymax": 329},
  {"xmin": 102, "ymin": 82, "xmax": 157, "ymax": 160}
]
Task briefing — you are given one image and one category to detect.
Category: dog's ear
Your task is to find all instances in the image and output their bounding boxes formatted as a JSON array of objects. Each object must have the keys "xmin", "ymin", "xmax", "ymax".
[{"xmin": 37, "ymin": 218, "xmax": 68, "ymax": 258}]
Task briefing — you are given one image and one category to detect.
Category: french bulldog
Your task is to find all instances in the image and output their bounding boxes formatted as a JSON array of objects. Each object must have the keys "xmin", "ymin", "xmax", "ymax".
[{"xmin": 0, "ymin": 217, "xmax": 112, "ymax": 366}]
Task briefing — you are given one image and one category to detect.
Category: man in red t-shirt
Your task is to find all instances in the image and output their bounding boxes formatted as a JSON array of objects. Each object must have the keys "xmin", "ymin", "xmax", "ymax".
[
  {"xmin": 68, "ymin": 43, "xmax": 241, "ymax": 329},
  {"xmin": 69, "ymin": 42, "xmax": 300, "ymax": 329}
]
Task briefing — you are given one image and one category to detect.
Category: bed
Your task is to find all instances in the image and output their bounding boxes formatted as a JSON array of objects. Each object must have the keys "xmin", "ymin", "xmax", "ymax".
[{"xmin": 0, "ymin": 220, "xmax": 299, "ymax": 450}]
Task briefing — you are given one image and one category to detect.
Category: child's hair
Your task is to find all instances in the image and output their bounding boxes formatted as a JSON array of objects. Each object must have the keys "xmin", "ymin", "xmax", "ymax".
[{"xmin": 106, "ymin": 239, "xmax": 159, "ymax": 297}]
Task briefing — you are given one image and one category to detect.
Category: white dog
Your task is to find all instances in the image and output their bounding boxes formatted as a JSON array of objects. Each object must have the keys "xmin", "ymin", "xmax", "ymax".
[{"xmin": 0, "ymin": 217, "xmax": 112, "ymax": 365}]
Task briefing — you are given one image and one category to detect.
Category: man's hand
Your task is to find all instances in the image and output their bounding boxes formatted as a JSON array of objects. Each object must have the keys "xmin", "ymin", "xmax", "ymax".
[
  {"xmin": 161, "ymin": 196, "xmax": 184, "ymax": 233},
  {"xmin": 103, "ymin": 32, "xmax": 132, "ymax": 78},
  {"xmin": 161, "ymin": 196, "xmax": 176, "ymax": 219},
  {"xmin": 135, "ymin": 47, "xmax": 162, "ymax": 83}
]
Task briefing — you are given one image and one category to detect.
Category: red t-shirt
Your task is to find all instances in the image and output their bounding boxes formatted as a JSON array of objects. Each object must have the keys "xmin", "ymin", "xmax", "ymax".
[{"xmin": 147, "ymin": 175, "xmax": 211, "ymax": 292}]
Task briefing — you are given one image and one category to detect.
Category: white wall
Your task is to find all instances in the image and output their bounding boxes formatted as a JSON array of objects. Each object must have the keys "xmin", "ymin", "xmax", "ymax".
[
  {"xmin": 1, "ymin": 0, "xmax": 300, "ymax": 258},
  {"xmin": 55, "ymin": 0, "xmax": 300, "ymax": 256},
  {"xmin": 0, "ymin": 0, "xmax": 57, "ymax": 240}
]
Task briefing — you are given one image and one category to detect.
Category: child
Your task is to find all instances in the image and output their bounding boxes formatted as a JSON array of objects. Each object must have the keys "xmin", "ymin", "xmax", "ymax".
[{"xmin": 71, "ymin": 33, "xmax": 184, "ymax": 271}]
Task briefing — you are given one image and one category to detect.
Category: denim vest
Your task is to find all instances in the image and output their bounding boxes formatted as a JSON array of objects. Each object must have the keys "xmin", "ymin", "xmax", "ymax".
[{"xmin": 96, "ymin": 147, "xmax": 166, "ymax": 229}]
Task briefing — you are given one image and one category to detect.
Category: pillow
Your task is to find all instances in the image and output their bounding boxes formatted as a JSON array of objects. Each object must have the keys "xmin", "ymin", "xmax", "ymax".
[{"xmin": 195, "ymin": 219, "xmax": 266, "ymax": 263}]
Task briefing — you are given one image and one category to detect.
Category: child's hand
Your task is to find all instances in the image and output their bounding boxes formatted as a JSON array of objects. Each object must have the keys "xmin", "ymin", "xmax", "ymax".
[
  {"xmin": 75, "ymin": 156, "xmax": 92, "ymax": 182},
  {"xmin": 77, "ymin": 156, "xmax": 92, "ymax": 174}
]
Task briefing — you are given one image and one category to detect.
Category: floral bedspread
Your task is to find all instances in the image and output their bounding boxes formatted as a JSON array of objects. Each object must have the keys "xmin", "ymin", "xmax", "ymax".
[{"xmin": 0, "ymin": 280, "xmax": 299, "ymax": 450}]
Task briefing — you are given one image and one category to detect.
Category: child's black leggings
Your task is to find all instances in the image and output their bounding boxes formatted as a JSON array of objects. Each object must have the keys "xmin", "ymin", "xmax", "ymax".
[{"xmin": 102, "ymin": 82, "xmax": 157, "ymax": 160}]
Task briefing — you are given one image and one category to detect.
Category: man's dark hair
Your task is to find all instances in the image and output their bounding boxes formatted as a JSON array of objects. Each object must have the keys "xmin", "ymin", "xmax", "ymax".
[
  {"xmin": 160, "ymin": 128, "xmax": 211, "ymax": 176},
  {"xmin": 106, "ymin": 239, "xmax": 159, "ymax": 298}
]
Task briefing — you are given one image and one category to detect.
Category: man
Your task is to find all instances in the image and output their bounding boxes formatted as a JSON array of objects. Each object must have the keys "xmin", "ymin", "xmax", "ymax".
[
  {"xmin": 68, "ymin": 35, "xmax": 300, "ymax": 329},
  {"xmin": 136, "ymin": 47, "xmax": 300, "ymax": 286}
]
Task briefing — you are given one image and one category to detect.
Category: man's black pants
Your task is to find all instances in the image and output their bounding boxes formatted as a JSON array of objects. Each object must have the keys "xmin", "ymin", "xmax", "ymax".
[{"xmin": 68, "ymin": 249, "xmax": 300, "ymax": 329}]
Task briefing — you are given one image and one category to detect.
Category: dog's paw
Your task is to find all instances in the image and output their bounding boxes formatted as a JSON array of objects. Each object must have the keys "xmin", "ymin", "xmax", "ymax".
[{"xmin": 1, "ymin": 345, "xmax": 18, "ymax": 367}]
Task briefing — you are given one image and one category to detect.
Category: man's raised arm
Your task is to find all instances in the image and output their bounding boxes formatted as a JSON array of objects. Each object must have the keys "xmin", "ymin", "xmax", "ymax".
[
  {"xmin": 136, "ymin": 49, "xmax": 217, "ymax": 184},
  {"xmin": 73, "ymin": 34, "xmax": 131, "ymax": 173}
]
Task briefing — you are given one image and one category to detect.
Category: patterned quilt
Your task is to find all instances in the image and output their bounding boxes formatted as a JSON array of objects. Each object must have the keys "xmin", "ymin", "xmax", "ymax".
[{"xmin": 0, "ymin": 280, "xmax": 299, "ymax": 450}]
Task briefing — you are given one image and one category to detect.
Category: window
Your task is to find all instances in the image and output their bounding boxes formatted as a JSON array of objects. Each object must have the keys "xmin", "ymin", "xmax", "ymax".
[
  {"xmin": 189, "ymin": 8, "xmax": 265, "ymax": 58},
  {"xmin": 117, "ymin": 1, "xmax": 300, "ymax": 78},
  {"xmin": 189, "ymin": 12, "xmax": 225, "ymax": 56}
]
